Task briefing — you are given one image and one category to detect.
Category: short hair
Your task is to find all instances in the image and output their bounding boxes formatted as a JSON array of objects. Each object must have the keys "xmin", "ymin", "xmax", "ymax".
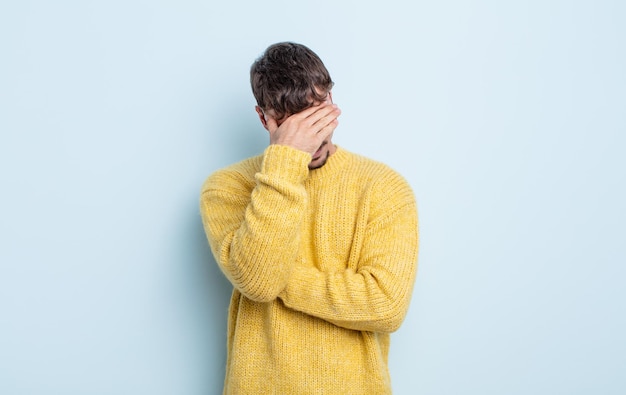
[{"xmin": 250, "ymin": 42, "xmax": 334, "ymax": 120}]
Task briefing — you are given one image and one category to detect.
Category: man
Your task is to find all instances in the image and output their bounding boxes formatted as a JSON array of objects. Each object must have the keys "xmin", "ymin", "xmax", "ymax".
[{"xmin": 200, "ymin": 42, "xmax": 419, "ymax": 394}]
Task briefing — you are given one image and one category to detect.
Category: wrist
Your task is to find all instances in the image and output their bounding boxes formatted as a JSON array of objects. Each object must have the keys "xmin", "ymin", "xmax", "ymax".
[{"xmin": 262, "ymin": 145, "xmax": 311, "ymax": 182}]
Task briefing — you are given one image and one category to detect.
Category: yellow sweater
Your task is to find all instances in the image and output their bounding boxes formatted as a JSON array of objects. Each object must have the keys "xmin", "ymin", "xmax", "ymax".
[{"xmin": 200, "ymin": 145, "xmax": 419, "ymax": 394}]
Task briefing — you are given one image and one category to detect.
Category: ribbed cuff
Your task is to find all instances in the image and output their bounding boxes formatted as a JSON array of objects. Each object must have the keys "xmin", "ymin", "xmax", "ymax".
[{"xmin": 261, "ymin": 145, "xmax": 311, "ymax": 183}]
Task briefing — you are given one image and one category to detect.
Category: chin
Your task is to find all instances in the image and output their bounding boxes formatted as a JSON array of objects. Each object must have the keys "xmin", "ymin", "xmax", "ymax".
[{"xmin": 308, "ymin": 151, "xmax": 330, "ymax": 170}]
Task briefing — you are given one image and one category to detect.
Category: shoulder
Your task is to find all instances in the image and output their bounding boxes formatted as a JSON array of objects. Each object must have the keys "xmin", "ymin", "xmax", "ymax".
[
  {"xmin": 339, "ymin": 148, "xmax": 416, "ymax": 216},
  {"xmin": 200, "ymin": 154, "xmax": 264, "ymax": 196},
  {"xmin": 341, "ymin": 148, "xmax": 414, "ymax": 195}
]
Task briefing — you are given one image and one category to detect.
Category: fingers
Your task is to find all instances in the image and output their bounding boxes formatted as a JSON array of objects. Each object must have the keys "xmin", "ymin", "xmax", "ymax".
[
  {"xmin": 284, "ymin": 104, "xmax": 340, "ymax": 139},
  {"xmin": 316, "ymin": 117, "xmax": 339, "ymax": 141},
  {"xmin": 277, "ymin": 103, "xmax": 340, "ymax": 135},
  {"xmin": 268, "ymin": 102, "xmax": 340, "ymax": 155},
  {"xmin": 292, "ymin": 102, "xmax": 332, "ymax": 120},
  {"xmin": 303, "ymin": 103, "xmax": 340, "ymax": 128},
  {"xmin": 310, "ymin": 105, "xmax": 341, "ymax": 134}
]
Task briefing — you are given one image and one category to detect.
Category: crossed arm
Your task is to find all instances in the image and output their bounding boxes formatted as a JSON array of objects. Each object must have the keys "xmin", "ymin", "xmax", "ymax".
[
  {"xmin": 200, "ymin": 147, "xmax": 418, "ymax": 333},
  {"xmin": 200, "ymin": 104, "xmax": 418, "ymax": 333}
]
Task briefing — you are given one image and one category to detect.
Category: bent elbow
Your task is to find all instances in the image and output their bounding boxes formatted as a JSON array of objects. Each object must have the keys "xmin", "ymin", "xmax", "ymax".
[
  {"xmin": 239, "ymin": 285, "xmax": 282, "ymax": 303},
  {"xmin": 374, "ymin": 308, "xmax": 407, "ymax": 333},
  {"xmin": 222, "ymin": 253, "xmax": 291, "ymax": 303},
  {"xmin": 384, "ymin": 313, "xmax": 406, "ymax": 333},
  {"xmin": 371, "ymin": 294, "xmax": 411, "ymax": 333},
  {"xmin": 233, "ymin": 272, "xmax": 287, "ymax": 303}
]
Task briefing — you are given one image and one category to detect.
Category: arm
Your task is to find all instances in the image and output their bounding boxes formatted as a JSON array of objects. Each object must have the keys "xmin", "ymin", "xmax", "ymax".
[
  {"xmin": 200, "ymin": 145, "xmax": 310, "ymax": 302},
  {"xmin": 278, "ymin": 178, "xmax": 419, "ymax": 333},
  {"xmin": 200, "ymin": 103, "xmax": 341, "ymax": 302}
]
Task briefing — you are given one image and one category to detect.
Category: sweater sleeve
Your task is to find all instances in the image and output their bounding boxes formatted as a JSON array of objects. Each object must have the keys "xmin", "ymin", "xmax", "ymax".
[
  {"xmin": 199, "ymin": 145, "xmax": 311, "ymax": 303},
  {"xmin": 278, "ymin": 178, "xmax": 419, "ymax": 333}
]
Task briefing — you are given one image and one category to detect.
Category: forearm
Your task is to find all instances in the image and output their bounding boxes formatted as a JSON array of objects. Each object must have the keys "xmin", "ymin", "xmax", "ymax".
[
  {"xmin": 201, "ymin": 145, "xmax": 311, "ymax": 302},
  {"xmin": 279, "ymin": 202, "xmax": 419, "ymax": 332}
]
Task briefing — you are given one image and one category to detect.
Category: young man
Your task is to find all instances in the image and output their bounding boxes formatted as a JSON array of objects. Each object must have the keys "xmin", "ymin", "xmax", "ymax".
[{"xmin": 200, "ymin": 42, "xmax": 419, "ymax": 394}]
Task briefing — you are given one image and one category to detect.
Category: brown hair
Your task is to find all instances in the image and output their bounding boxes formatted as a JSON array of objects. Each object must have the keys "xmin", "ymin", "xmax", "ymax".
[{"xmin": 250, "ymin": 42, "xmax": 334, "ymax": 120}]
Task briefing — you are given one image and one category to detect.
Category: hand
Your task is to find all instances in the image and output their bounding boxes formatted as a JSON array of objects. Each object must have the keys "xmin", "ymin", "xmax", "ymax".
[{"xmin": 265, "ymin": 103, "xmax": 341, "ymax": 155}]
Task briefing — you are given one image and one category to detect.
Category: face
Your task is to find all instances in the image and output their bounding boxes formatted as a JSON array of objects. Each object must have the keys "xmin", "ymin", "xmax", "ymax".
[{"xmin": 256, "ymin": 92, "xmax": 336, "ymax": 170}]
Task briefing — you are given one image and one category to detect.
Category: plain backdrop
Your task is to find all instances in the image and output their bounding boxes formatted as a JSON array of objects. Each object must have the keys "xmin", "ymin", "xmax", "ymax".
[{"xmin": 1, "ymin": 1, "xmax": 624, "ymax": 394}]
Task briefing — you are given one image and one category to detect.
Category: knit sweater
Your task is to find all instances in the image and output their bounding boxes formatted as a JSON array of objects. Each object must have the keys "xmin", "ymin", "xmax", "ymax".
[{"xmin": 200, "ymin": 144, "xmax": 419, "ymax": 395}]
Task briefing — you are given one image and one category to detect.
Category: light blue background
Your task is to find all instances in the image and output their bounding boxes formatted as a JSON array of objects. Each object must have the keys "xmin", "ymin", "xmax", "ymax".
[{"xmin": 1, "ymin": 1, "xmax": 624, "ymax": 394}]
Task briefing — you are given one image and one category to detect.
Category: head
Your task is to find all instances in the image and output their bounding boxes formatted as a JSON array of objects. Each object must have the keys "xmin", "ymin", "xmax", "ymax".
[
  {"xmin": 250, "ymin": 42, "xmax": 337, "ymax": 169},
  {"xmin": 250, "ymin": 42, "xmax": 334, "ymax": 122}
]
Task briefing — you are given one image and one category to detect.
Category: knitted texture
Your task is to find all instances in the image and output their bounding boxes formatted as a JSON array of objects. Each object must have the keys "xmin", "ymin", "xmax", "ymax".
[{"xmin": 200, "ymin": 145, "xmax": 419, "ymax": 395}]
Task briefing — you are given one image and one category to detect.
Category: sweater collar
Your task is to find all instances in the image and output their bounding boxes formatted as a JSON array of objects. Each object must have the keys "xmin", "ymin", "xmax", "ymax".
[{"xmin": 307, "ymin": 145, "xmax": 349, "ymax": 181}]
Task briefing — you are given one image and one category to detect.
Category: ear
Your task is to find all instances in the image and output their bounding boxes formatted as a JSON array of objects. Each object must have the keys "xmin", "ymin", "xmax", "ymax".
[
  {"xmin": 328, "ymin": 91, "xmax": 333, "ymax": 104},
  {"xmin": 255, "ymin": 106, "xmax": 269, "ymax": 131}
]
